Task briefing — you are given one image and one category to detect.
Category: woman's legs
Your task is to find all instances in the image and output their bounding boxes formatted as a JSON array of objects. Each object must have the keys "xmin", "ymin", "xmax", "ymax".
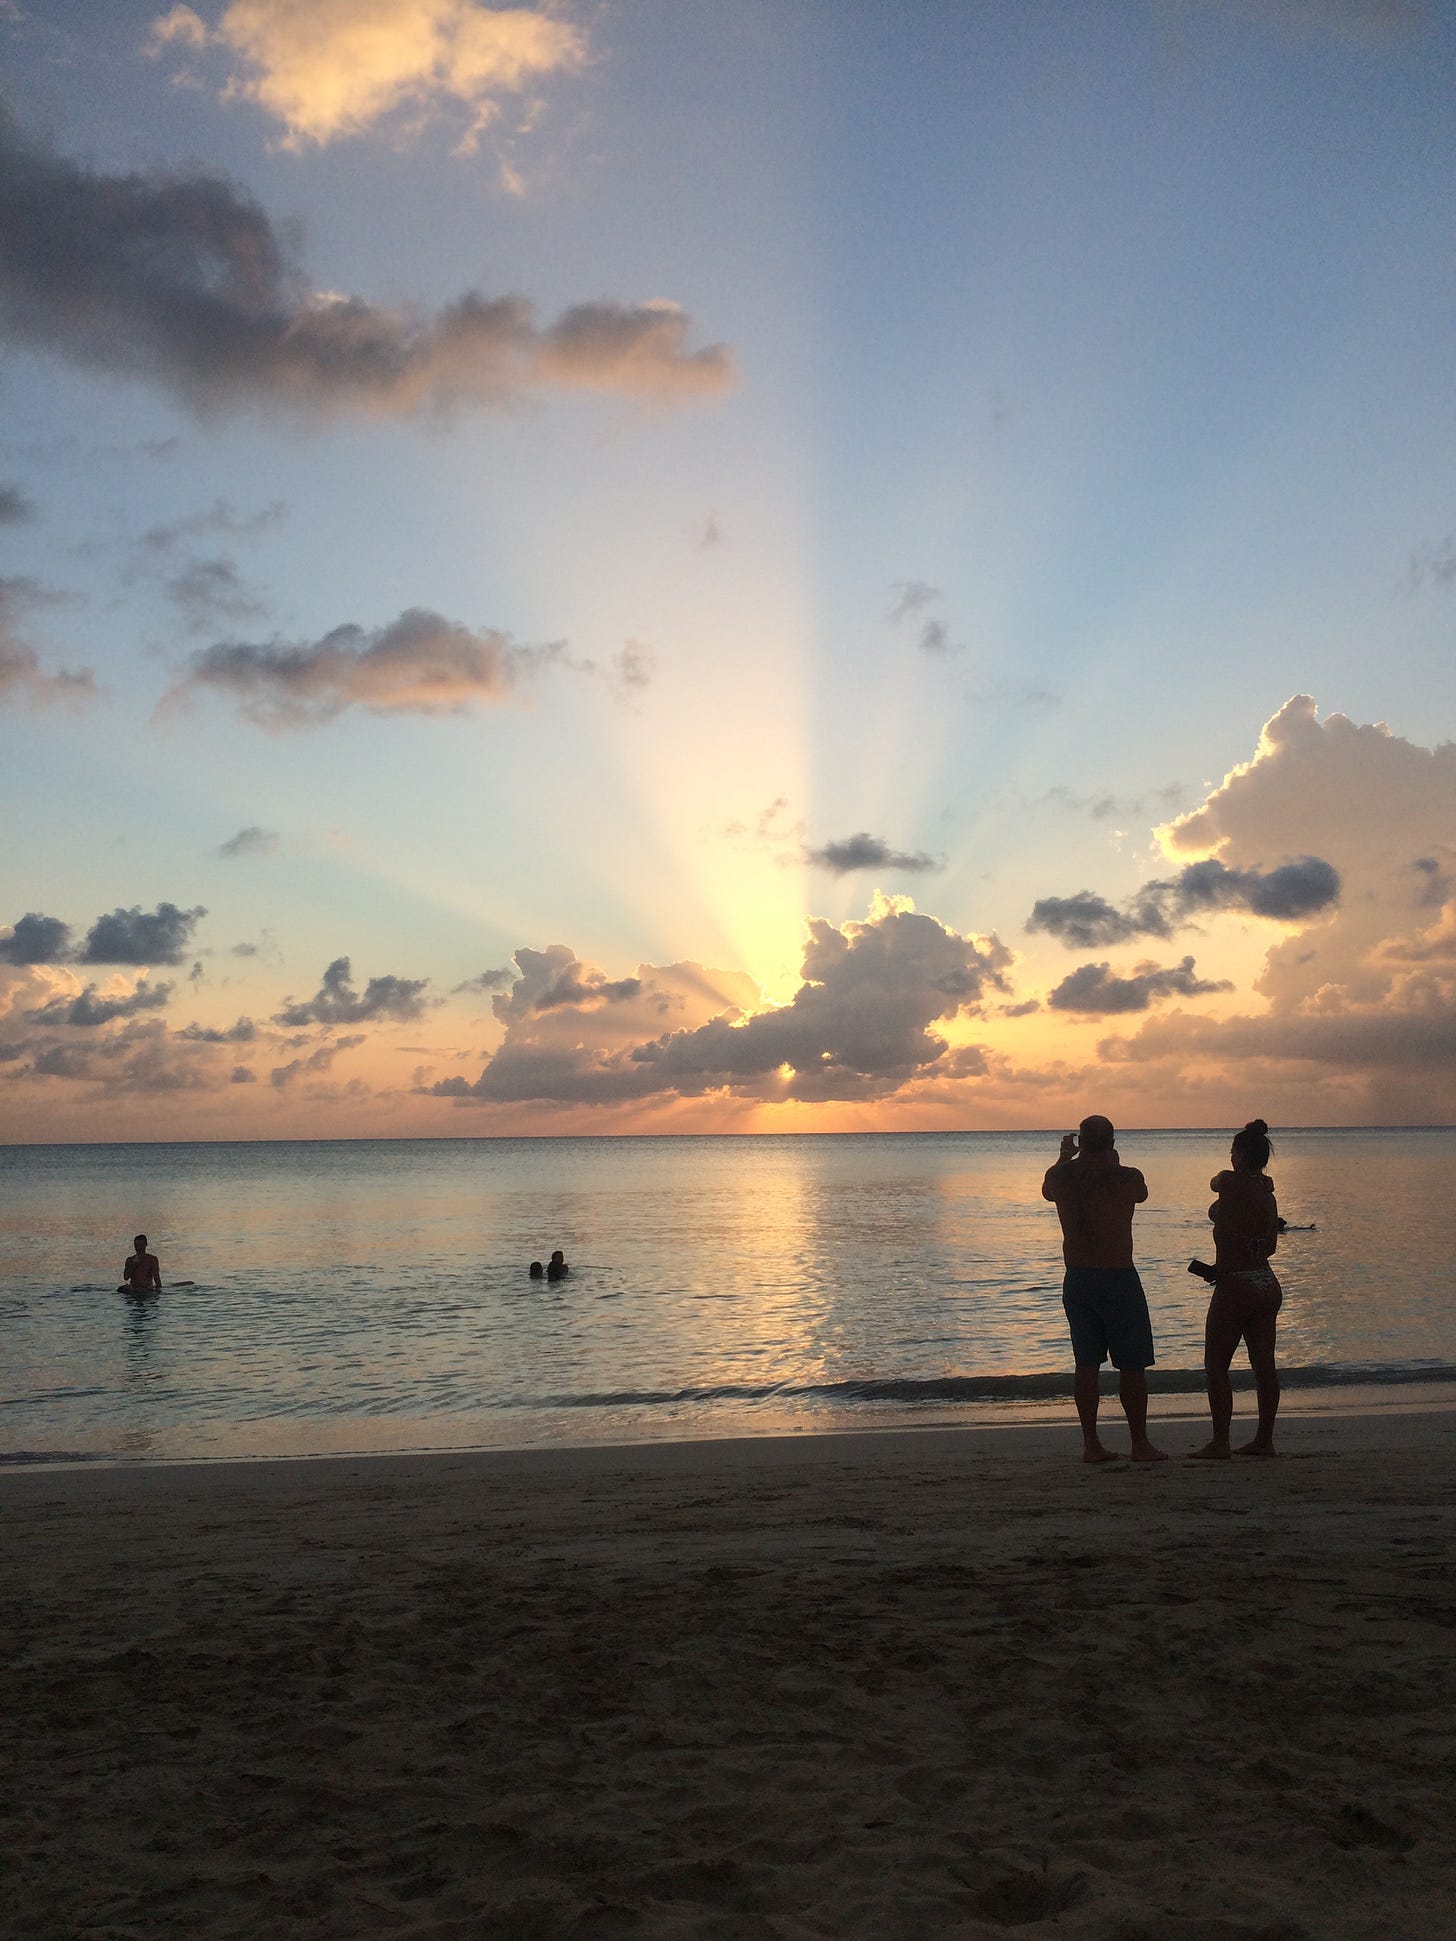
[
  {"xmin": 1237, "ymin": 1304, "xmax": 1280, "ymax": 1455},
  {"xmin": 1191, "ymin": 1296, "xmax": 1244, "ymax": 1457}
]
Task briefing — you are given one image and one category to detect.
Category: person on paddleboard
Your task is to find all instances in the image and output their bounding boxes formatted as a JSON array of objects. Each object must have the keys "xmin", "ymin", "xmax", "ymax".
[{"xmin": 121, "ymin": 1234, "xmax": 161, "ymax": 1293}]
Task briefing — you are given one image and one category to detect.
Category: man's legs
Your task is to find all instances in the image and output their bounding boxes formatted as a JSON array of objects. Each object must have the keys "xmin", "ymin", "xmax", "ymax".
[
  {"xmin": 1073, "ymin": 1362, "xmax": 1118, "ymax": 1464},
  {"xmin": 1116, "ymin": 1367, "xmax": 1168, "ymax": 1462}
]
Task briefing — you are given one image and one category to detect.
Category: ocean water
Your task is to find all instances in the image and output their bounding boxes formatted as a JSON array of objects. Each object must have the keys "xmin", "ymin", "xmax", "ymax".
[{"xmin": 2, "ymin": 1129, "xmax": 1453, "ymax": 1462}]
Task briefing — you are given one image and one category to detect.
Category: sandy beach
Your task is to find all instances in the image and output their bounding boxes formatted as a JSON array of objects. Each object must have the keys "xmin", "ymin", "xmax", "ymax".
[{"xmin": 3, "ymin": 1410, "xmax": 1453, "ymax": 1940}]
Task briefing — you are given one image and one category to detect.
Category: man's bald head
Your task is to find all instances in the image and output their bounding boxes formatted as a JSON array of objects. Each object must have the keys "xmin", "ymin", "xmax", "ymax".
[{"xmin": 1079, "ymin": 1114, "xmax": 1115, "ymax": 1153}]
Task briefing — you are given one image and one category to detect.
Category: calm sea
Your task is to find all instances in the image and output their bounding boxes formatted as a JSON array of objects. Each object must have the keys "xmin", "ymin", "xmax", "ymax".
[{"xmin": 2, "ymin": 1130, "xmax": 1453, "ymax": 1462}]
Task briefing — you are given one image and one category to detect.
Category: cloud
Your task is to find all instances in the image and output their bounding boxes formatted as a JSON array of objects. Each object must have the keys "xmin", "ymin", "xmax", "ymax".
[
  {"xmin": 17, "ymin": 1016, "xmax": 236, "ymax": 1094},
  {"xmin": 1027, "ymin": 856, "xmax": 1341, "ymax": 946},
  {"xmin": 273, "ymin": 956, "xmax": 428, "ymax": 1027},
  {"xmin": 438, "ymin": 897, "xmax": 1013, "ymax": 1106},
  {"xmin": 0, "ymin": 482, "xmax": 35, "ymax": 524},
  {"xmin": 803, "ymin": 833, "xmax": 943, "ymax": 876},
  {"xmin": 1046, "ymin": 956, "xmax": 1233, "ymax": 1014},
  {"xmin": 77, "ymin": 903, "xmax": 207, "ymax": 965},
  {"xmin": 149, "ymin": 0, "xmax": 588, "ymax": 152},
  {"xmin": 609, "ymin": 640, "xmax": 655, "ymax": 702},
  {"xmin": 43, "ymin": 980, "xmax": 174, "ymax": 1027},
  {"xmin": 452, "ymin": 967, "xmax": 512, "ymax": 995},
  {"xmin": 0, "ymin": 578, "xmax": 98, "ymax": 707},
  {"xmin": 216, "ymin": 825, "xmax": 280, "ymax": 858},
  {"xmin": 164, "ymin": 607, "xmax": 569, "ymax": 728},
  {"xmin": 887, "ymin": 580, "xmax": 941, "ymax": 623},
  {"xmin": 0, "ymin": 111, "xmax": 731, "ymax": 419},
  {"xmin": 0, "ymin": 913, "xmax": 72, "ymax": 964},
  {"xmin": 231, "ymin": 1063, "xmax": 256, "ymax": 1082},
  {"xmin": 176, "ymin": 1015, "xmax": 257, "ymax": 1042},
  {"xmin": 1088, "ymin": 696, "xmax": 1456, "ymax": 1119}
]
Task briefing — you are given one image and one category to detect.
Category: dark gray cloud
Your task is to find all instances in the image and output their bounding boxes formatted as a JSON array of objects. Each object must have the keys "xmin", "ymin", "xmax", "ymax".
[
  {"xmin": 0, "ymin": 577, "xmax": 97, "ymax": 707},
  {"xmin": 1026, "ymin": 890, "xmax": 1168, "ymax": 949},
  {"xmin": 0, "ymin": 483, "xmax": 35, "ymax": 524},
  {"xmin": 26, "ymin": 979, "xmax": 174, "ymax": 1028},
  {"xmin": 1028, "ymin": 857, "xmax": 1341, "ymax": 947},
  {"xmin": 22, "ymin": 1017, "xmax": 224, "ymax": 1093},
  {"xmin": 1046, "ymin": 956, "xmax": 1234, "ymax": 1015},
  {"xmin": 0, "ymin": 912, "xmax": 72, "ymax": 963},
  {"xmin": 452, "ymin": 968, "xmax": 513, "ymax": 996},
  {"xmin": 217, "ymin": 825, "xmax": 280, "ymax": 859},
  {"xmin": 231, "ymin": 1064, "xmax": 257, "ymax": 1083},
  {"xmin": 803, "ymin": 833, "xmax": 943, "ymax": 876},
  {"xmin": 269, "ymin": 1033, "xmax": 366, "ymax": 1089},
  {"xmin": 79, "ymin": 903, "xmax": 207, "ymax": 965},
  {"xmin": 273, "ymin": 956, "xmax": 428, "ymax": 1028},
  {"xmin": 165, "ymin": 607, "xmax": 567, "ymax": 729},
  {"xmin": 439, "ymin": 901, "xmax": 1013, "ymax": 1106},
  {"xmin": 0, "ymin": 110, "xmax": 731, "ymax": 419},
  {"xmin": 176, "ymin": 1016, "xmax": 257, "ymax": 1043}
]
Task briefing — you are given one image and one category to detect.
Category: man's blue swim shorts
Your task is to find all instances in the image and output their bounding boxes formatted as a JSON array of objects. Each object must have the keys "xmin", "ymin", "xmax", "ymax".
[{"xmin": 1062, "ymin": 1266, "xmax": 1156, "ymax": 1371}]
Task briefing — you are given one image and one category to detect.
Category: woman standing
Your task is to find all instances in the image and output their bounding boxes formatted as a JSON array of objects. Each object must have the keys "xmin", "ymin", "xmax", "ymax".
[{"xmin": 1191, "ymin": 1120, "xmax": 1282, "ymax": 1459}]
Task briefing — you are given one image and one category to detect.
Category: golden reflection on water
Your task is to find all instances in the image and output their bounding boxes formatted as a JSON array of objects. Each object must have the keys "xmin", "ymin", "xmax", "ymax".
[{"xmin": 2, "ymin": 1131, "xmax": 1453, "ymax": 1460}]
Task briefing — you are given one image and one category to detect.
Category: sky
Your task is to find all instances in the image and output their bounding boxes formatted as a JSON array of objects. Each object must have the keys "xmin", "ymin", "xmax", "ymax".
[{"xmin": 1, "ymin": 0, "xmax": 1454, "ymax": 1141}]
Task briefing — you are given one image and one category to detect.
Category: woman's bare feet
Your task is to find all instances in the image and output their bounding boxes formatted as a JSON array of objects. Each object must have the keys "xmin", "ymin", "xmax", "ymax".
[
  {"xmin": 1130, "ymin": 1439, "xmax": 1169, "ymax": 1463},
  {"xmin": 1188, "ymin": 1441, "xmax": 1231, "ymax": 1459},
  {"xmin": 1235, "ymin": 1438, "xmax": 1278, "ymax": 1457},
  {"xmin": 1081, "ymin": 1442, "xmax": 1120, "ymax": 1464}
]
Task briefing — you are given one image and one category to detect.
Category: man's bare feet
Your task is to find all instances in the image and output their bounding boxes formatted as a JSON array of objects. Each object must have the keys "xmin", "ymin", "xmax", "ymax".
[
  {"xmin": 1235, "ymin": 1439, "xmax": 1278, "ymax": 1457},
  {"xmin": 1129, "ymin": 1440, "xmax": 1169, "ymax": 1463},
  {"xmin": 1082, "ymin": 1444, "xmax": 1120, "ymax": 1464},
  {"xmin": 1188, "ymin": 1441, "xmax": 1231, "ymax": 1460}
]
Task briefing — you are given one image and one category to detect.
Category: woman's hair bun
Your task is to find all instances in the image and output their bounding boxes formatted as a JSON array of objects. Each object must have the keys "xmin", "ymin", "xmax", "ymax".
[{"xmin": 1244, "ymin": 1118, "xmax": 1269, "ymax": 1136}]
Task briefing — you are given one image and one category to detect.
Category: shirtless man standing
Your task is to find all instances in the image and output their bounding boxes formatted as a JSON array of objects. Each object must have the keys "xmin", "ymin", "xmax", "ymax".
[{"xmin": 1042, "ymin": 1116, "xmax": 1167, "ymax": 1465}]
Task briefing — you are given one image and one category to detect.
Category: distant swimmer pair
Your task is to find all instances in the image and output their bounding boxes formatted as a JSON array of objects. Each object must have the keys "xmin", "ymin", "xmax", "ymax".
[{"xmin": 528, "ymin": 1250, "xmax": 570, "ymax": 1282}]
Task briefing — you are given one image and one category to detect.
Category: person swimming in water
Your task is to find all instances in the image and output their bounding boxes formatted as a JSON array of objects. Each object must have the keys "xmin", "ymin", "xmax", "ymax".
[
  {"xmin": 529, "ymin": 1260, "xmax": 545, "ymax": 1279},
  {"xmin": 546, "ymin": 1249, "xmax": 569, "ymax": 1282},
  {"xmin": 121, "ymin": 1234, "xmax": 161, "ymax": 1293}
]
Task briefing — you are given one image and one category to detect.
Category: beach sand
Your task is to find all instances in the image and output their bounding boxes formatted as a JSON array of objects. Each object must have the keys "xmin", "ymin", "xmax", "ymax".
[{"xmin": 3, "ymin": 1410, "xmax": 1453, "ymax": 1939}]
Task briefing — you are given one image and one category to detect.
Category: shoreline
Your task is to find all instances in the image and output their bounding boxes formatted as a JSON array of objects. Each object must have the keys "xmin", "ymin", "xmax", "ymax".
[{"xmin": 4, "ymin": 1372, "xmax": 1453, "ymax": 1474}]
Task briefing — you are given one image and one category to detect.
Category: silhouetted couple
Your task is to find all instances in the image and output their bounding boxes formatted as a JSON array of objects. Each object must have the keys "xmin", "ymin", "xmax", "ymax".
[
  {"xmin": 529, "ymin": 1250, "xmax": 569, "ymax": 1283},
  {"xmin": 1043, "ymin": 1115, "xmax": 1281, "ymax": 1464}
]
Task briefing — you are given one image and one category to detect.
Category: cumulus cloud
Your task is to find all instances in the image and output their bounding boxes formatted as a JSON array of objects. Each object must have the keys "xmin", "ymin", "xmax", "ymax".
[
  {"xmin": 803, "ymin": 833, "xmax": 943, "ymax": 876},
  {"xmin": 0, "ymin": 483, "xmax": 35, "ymax": 524},
  {"xmin": 149, "ymin": 0, "xmax": 588, "ymax": 152},
  {"xmin": 216, "ymin": 825, "xmax": 280, "ymax": 858},
  {"xmin": 0, "ymin": 110, "xmax": 731, "ymax": 419},
  {"xmin": 437, "ymin": 897, "xmax": 1012, "ymax": 1106},
  {"xmin": 1027, "ymin": 856, "xmax": 1341, "ymax": 947},
  {"xmin": 273, "ymin": 956, "xmax": 428, "ymax": 1027},
  {"xmin": 1046, "ymin": 956, "xmax": 1233, "ymax": 1015},
  {"xmin": 0, "ymin": 913, "xmax": 73, "ymax": 964},
  {"xmin": 164, "ymin": 607, "xmax": 569, "ymax": 728},
  {"xmin": 176, "ymin": 1016, "xmax": 257, "ymax": 1042},
  {"xmin": 79, "ymin": 903, "xmax": 207, "ymax": 965},
  {"xmin": 16, "ymin": 1016, "xmax": 235, "ymax": 1094},
  {"xmin": 1095, "ymin": 696, "xmax": 1456, "ymax": 1118},
  {"xmin": 0, "ymin": 578, "xmax": 98, "ymax": 708},
  {"xmin": 452, "ymin": 966, "xmax": 512, "ymax": 995},
  {"xmin": 26, "ymin": 979, "xmax": 175, "ymax": 1028}
]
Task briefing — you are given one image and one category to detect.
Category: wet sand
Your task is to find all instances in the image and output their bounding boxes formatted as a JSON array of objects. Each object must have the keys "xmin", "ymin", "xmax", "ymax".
[{"xmin": 3, "ymin": 1408, "xmax": 1453, "ymax": 1939}]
